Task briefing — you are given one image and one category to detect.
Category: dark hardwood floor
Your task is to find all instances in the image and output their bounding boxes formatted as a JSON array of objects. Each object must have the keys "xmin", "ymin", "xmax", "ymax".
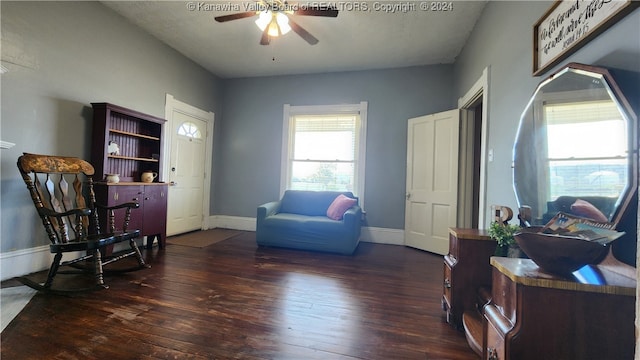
[{"xmin": 1, "ymin": 231, "xmax": 477, "ymax": 359}]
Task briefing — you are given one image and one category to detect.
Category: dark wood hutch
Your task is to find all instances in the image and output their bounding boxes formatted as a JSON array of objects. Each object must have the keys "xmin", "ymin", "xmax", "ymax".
[{"xmin": 90, "ymin": 102, "xmax": 168, "ymax": 249}]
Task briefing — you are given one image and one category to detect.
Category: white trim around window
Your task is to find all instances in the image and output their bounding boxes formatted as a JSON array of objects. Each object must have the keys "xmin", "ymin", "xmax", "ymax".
[{"xmin": 280, "ymin": 102, "xmax": 368, "ymax": 208}]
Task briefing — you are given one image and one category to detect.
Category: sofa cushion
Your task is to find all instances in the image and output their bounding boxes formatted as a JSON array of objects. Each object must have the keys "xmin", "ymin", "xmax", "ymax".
[
  {"xmin": 327, "ymin": 194, "xmax": 358, "ymax": 220},
  {"xmin": 262, "ymin": 213, "xmax": 309, "ymax": 227},
  {"xmin": 279, "ymin": 190, "xmax": 355, "ymax": 216},
  {"xmin": 262, "ymin": 213, "xmax": 346, "ymax": 233},
  {"xmin": 305, "ymin": 216, "xmax": 348, "ymax": 233}
]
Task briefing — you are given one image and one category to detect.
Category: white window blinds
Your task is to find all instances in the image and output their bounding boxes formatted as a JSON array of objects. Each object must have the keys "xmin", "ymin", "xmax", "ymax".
[
  {"xmin": 544, "ymin": 100, "xmax": 628, "ymax": 199},
  {"xmin": 288, "ymin": 113, "xmax": 360, "ymax": 193}
]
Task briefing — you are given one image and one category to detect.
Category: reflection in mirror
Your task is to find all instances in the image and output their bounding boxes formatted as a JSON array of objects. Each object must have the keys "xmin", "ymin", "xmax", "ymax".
[{"xmin": 513, "ymin": 63, "xmax": 637, "ymax": 232}]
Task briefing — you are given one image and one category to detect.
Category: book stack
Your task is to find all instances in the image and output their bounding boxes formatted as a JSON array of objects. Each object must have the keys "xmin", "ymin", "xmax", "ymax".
[{"xmin": 540, "ymin": 212, "xmax": 625, "ymax": 245}]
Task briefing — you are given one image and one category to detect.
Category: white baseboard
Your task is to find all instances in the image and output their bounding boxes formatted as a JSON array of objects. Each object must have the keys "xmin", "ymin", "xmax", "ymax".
[
  {"xmin": 0, "ymin": 239, "xmax": 146, "ymax": 282},
  {"xmin": 0, "ymin": 246, "xmax": 90, "ymax": 282},
  {"xmin": 0, "ymin": 246, "xmax": 51, "ymax": 281},
  {"xmin": 0, "ymin": 219, "xmax": 405, "ymax": 280},
  {"xmin": 208, "ymin": 215, "xmax": 256, "ymax": 231},
  {"xmin": 360, "ymin": 226, "xmax": 405, "ymax": 245},
  {"xmin": 208, "ymin": 215, "xmax": 405, "ymax": 245}
]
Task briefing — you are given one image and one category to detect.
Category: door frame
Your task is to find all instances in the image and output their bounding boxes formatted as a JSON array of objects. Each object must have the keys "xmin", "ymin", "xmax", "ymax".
[
  {"xmin": 164, "ymin": 94, "xmax": 214, "ymax": 231},
  {"xmin": 457, "ymin": 66, "xmax": 490, "ymax": 229}
]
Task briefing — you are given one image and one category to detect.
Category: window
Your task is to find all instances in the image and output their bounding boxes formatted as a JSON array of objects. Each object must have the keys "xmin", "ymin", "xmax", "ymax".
[
  {"xmin": 177, "ymin": 121, "xmax": 203, "ymax": 139},
  {"xmin": 281, "ymin": 103, "xmax": 367, "ymax": 203},
  {"xmin": 545, "ymin": 100, "xmax": 628, "ymax": 200}
]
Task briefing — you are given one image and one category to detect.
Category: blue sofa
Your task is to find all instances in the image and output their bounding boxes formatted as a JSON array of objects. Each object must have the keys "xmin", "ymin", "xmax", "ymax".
[{"xmin": 256, "ymin": 190, "xmax": 362, "ymax": 255}]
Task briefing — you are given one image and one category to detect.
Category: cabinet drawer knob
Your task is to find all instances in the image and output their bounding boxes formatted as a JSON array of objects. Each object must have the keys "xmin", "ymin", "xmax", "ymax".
[{"xmin": 444, "ymin": 278, "xmax": 451, "ymax": 289}]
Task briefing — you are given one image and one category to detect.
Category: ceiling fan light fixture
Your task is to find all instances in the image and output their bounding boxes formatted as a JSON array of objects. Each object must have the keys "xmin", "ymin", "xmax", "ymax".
[
  {"xmin": 254, "ymin": 11, "xmax": 272, "ymax": 31},
  {"xmin": 255, "ymin": 10, "xmax": 291, "ymax": 37},
  {"xmin": 275, "ymin": 12, "xmax": 291, "ymax": 35},
  {"xmin": 267, "ymin": 20, "xmax": 280, "ymax": 37},
  {"xmin": 218, "ymin": 3, "xmax": 338, "ymax": 45}
]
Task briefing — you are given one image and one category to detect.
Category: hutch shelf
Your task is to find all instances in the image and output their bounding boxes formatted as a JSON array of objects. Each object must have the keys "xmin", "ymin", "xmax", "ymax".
[
  {"xmin": 90, "ymin": 102, "xmax": 165, "ymax": 182},
  {"xmin": 91, "ymin": 102, "xmax": 168, "ymax": 249}
]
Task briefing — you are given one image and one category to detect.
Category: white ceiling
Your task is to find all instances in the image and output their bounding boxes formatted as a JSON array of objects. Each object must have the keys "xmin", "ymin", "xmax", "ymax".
[{"xmin": 102, "ymin": 1, "xmax": 487, "ymax": 79}]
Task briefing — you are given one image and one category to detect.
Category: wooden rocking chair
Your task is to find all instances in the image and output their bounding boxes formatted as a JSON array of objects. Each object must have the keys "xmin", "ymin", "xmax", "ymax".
[{"xmin": 17, "ymin": 153, "xmax": 149, "ymax": 293}]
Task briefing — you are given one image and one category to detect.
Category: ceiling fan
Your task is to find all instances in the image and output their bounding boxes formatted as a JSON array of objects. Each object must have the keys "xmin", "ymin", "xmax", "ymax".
[{"xmin": 214, "ymin": 0, "xmax": 338, "ymax": 45}]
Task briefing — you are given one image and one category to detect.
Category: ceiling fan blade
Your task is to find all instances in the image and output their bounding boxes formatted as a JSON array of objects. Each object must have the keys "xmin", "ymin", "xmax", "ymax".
[
  {"xmin": 294, "ymin": 6, "xmax": 338, "ymax": 17},
  {"xmin": 214, "ymin": 12, "xmax": 256, "ymax": 22},
  {"xmin": 288, "ymin": 18, "xmax": 319, "ymax": 45},
  {"xmin": 260, "ymin": 27, "xmax": 271, "ymax": 45}
]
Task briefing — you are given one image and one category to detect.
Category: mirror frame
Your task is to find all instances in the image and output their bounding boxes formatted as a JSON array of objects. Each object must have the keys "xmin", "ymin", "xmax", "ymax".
[{"xmin": 513, "ymin": 62, "xmax": 638, "ymax": 228}]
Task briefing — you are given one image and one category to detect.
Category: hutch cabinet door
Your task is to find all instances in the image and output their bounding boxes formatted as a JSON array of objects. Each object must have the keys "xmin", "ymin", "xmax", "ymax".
[{"xmin": 142, "ymin": 184, "xmax": 168, "ymax": 239}]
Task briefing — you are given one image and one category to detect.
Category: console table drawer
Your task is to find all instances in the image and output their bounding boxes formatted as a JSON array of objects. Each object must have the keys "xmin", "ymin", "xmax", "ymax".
[
  {"xmin": 485, "ymin": 318, "xmax": 505, "ymax": 360},
  {"xmin": 442, "ymin": 261, "xmax": 453, "ymax": 317}
]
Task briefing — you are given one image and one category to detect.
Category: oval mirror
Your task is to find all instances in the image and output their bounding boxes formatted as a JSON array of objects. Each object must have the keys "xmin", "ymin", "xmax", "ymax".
[{"xmin": 513, "ymin": 63, "xmax": 638, "ymax": 231}]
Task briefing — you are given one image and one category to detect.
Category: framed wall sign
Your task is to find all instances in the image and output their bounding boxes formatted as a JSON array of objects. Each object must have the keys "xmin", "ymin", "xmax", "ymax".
[{"xmin": 533, "ymin": 0, "xmax": 639, "ymax": 76}]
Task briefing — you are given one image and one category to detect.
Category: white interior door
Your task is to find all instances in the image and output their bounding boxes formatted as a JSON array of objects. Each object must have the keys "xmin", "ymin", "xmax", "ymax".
[
  {"xmin": 165, "ymin": 95, "xmax": 214, "ymax": 236},
  {"xmin": 405, "ymin": 109, "xmax": 460, "ymax": 255}
]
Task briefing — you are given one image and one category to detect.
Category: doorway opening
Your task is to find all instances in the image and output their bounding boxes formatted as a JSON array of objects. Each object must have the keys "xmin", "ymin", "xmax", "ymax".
[{"xmin": 458, "ymin": 67, "xmax": 489, "ymax": 229}]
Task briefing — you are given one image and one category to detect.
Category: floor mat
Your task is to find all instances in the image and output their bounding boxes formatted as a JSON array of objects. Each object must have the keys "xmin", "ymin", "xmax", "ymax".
[{"xmin": 166, "ymin": 228, "xmax": 244, "ymax": 248}]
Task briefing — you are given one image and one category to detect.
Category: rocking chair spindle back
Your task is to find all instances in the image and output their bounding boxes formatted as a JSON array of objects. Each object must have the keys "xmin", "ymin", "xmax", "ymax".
[{"xmin": 17, "ymin": 153, "xmax": 149, "ymax": 293}]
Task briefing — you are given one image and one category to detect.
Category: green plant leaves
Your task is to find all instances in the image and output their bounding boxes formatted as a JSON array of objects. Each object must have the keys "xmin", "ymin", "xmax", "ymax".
[{"xmin": 488, "ymin": 221, "xmax": 521, "ymax": 247}]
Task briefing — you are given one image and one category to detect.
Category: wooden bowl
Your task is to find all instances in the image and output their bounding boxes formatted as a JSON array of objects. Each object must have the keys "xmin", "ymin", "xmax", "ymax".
[{"xmin": 514, "ymin": 231, "xmax": 610, "ymax": 276}]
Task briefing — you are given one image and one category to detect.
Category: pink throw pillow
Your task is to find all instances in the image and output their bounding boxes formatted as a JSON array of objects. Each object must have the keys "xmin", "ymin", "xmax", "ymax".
[
  {"xmin": 327, "ymin": 194, "xmax": 357, "ymax": 220},
  {"xmin": 570, "ymin": 199, "xmax": 608, "ymax": 222}
]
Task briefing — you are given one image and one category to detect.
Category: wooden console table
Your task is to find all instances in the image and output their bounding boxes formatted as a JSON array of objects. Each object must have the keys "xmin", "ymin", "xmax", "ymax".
[
  {"xmin": 482, "ymin": 256, "xmax": 636, "ymax": 360},
  {"xmin": 442, "ymin": 228, "xmax": 496, "ymax": 328}
]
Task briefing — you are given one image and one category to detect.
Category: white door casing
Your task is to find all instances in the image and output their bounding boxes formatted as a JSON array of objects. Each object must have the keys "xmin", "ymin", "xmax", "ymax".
[
  {"xmin": 164, "ymin": 94, "xmax": 214, "ymax": 236},
  {"xmin": 458, "ymin": 66, "xmax": 490, "ymax": 229},
  {"xmin": 405, "ymin": 109, "xmax": 460, "ymax": 255}
]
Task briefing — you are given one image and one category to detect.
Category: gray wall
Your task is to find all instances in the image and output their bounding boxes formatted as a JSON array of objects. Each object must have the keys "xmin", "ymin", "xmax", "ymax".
[
  {"xmin": 1, "ymin": 2, "xmax": 223, "ymax": 252},
  {"xmin": 2, "ymin": 1, "xmax": 639, "ymax": 253},
  {"xmin": 216, "ymin": 66, "xmax": 454, "ymax": 229},
  {"xmin": 453, "ymin": 1, "xmax": 640, "ymax": 223}
]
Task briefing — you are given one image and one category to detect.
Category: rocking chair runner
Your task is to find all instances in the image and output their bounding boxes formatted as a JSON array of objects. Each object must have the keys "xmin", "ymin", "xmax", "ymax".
[{"xmin": 17, "ymin": 153, "xmax": 149, "ymax": 293}]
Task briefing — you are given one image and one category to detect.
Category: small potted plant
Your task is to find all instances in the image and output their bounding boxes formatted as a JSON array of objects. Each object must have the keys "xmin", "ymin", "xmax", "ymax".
[{"xmin": 488, "ymin": 221, "xmax": 523, "ymax": 257}]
